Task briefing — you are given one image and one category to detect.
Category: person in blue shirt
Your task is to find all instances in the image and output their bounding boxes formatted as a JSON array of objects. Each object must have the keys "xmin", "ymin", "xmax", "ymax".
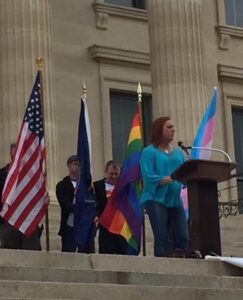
[{"xmin": 140, "ymin": 116, "xmax": 188, "ymax": 257}]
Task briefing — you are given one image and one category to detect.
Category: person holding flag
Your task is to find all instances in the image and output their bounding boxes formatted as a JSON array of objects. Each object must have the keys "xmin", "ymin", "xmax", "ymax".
[
  {"xmin": 0, "ymin": 68, "xmax": 47, "ymax": 250},
  {"xmin": 140, "ymin": 116, "xmax": 189, "ymax": 257},
  {"xmin": 0, "ymin": 143, "xmax": 33, "ymax": 248},
  {"xmin": 72, "ymin": 87, "xmax": 97, "ymax": 253},
  {"xmin": 94, "ymin": 160, "xmax": 128, "ymax": 254},
  {"xmin": 57, "ymin": 85, "xmax": 96, "ymax": 253},
  {"xmin": 99, "ymin": 103, "xmax": 143, "ymax": 255}
]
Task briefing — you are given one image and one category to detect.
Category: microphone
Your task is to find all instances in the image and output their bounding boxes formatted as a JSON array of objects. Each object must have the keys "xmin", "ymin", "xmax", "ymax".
[
  {"xmin": 178, "ymin": 141, "xmax": 191, "ymax": 156},
  {"xmin": 178, "ymin": 141, "xmax": 232, "ymax": 162}
]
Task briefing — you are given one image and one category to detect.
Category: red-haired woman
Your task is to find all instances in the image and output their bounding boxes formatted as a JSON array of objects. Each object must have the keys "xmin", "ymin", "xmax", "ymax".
[{"xmin": 140, "ymin": 116, "xmax": 188, "ymax": 257}]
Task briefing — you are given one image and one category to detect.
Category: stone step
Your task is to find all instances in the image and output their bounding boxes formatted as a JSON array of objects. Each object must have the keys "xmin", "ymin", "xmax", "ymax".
[
  {"xmin": 1, "ymin": 265, "xmax": 243, "ymax": 288},
  {"xmin": 0, "ymin": 299, "xmax": 81, "ymax": 300},
  {"xmin": 0, "ymin": 280, "xmax": 243, "ymax": 300},
  {"xmin": 0, "ymin": 250, "xmax": 243, "ymax": 277}
]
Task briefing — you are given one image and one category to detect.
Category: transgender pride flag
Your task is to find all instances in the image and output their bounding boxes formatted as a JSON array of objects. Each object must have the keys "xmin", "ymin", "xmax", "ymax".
[
  {"xmin": 190, "ymin": 87, "xmax": 218, "ymax": 159},
  {"xmin": 181, "ymin": 87, "xmax": 218, "ymax": 217}
]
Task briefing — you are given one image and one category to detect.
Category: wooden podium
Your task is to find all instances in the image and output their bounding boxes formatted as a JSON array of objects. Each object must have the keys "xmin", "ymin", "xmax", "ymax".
[{"xmin": 171, "ymin": 159, "xmax": 236, "ymax": 257}]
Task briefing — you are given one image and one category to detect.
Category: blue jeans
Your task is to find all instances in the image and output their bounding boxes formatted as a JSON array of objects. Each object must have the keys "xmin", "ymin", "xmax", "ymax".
[{"xmin": 145, "ymin": 201, "xmax": 188, "ymax": 257}]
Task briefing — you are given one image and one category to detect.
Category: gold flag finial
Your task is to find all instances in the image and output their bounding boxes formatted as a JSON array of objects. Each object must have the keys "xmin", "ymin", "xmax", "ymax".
[
  {"xmin": 82, "ymin": 81, "xmax": 87, "ymax": 99},
  {"xmin": 36, "ymin": 57, "xmax": 44, "ymax": 70},
  {"xmin": 137, "ymin": 82, "xmax": 142, "ymax": 103}
]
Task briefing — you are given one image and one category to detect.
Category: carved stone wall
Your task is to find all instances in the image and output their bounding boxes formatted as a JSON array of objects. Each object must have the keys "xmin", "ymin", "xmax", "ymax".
[
  {"xmin": 0, "ymin": 0, "xmax": 58, "ymax": 196},
  {"xmin": 147, "ymin": 0, "xmax": 207, "ymax": 143}
]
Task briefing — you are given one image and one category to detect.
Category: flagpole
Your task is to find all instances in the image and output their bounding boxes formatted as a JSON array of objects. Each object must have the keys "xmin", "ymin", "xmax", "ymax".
[
  {"xmin": 36, "ymin": 57, "xmax": 50, "ymax": 252},
  {"xmin": 81, "ymin": 81, "xmax": 93, "ymax": 180},
  {"xmin": 137, "ymin": 82, "xmax": 146, "ymax": 256},
  {"xmin": 82, "ymin": 81, "xmax": 87, "ymax": 100}
]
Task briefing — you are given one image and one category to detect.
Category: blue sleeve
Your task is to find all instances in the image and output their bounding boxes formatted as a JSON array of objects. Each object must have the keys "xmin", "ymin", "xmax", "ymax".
[
  {"xmin": 140, "ymin": 147, "xmax": 163, "ymax": 185},
  {"xmin": 177, "ymin": 149, "xmax": 185, "ymax": 165}
]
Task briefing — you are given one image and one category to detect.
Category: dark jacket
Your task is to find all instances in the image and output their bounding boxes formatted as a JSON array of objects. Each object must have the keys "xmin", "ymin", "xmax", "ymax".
[
  {"xmin": 93, "ymin": 179, "xmax": 108, "ymax": 217},
  {"xmin": 0, "ymin": 164, "xmax": 9, "ymax": 198},
  {"xmin": 56, "ymin": 176, "xmax": 75, "ymax": 236},
  {"xmin": 0, "ymin": 164, "xmax": 9, "ymax": 224}
]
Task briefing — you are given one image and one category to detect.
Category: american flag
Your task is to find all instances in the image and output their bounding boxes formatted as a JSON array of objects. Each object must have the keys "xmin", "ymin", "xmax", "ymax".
[{"xmin": 0, "ymin": 71, "xmax": 48, "ymax": 236}]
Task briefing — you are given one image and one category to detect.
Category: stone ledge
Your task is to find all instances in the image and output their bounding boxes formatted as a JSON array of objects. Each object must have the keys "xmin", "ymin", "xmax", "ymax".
[
  {"xmin": 218, "ymin": 64, "xmax": 243, "ymax": 83},
  {"xmin": 217, "ymin": 25, "xmax": 243, "ymax": 50},
  {"xmin": 93, "ymin": 1, "xmax": 148, "ymax": 22},
  {"xmin": 89, "ymin": 44, "xmax": 150, "ymax": 68},
  {"xmin": 217, "ymin": 25, "xmax": 243, "ymax": 39}
]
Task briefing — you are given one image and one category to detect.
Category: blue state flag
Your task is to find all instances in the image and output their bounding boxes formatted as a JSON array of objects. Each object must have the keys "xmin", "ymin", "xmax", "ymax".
[{"xmin": 74, "ymin": 97, "xmax": 96, "ymax": 252}]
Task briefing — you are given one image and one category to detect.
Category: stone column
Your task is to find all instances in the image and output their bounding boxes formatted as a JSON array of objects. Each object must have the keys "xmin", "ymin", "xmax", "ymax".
[
  {"xmin": 147, "ymin": 0, "xmax": 207, "ymax": 143},
  {"xmin": 0, "ymin": 0, "xmax": 58, "ymax": 197}
]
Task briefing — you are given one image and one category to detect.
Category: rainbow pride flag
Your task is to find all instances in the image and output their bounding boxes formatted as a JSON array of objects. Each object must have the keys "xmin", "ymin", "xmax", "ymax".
[
  {"xmin": 181, "ymin": 87, "xmax": 218, "ymax": 216},
  {"xmin": 99, "ymin": 106, "xmax": 143, "ymax": 252}
]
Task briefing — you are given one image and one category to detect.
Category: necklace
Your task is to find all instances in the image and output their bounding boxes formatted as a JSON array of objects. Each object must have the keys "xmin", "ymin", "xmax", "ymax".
[{"xmin": 159, "ymin": 144, "xmax": 172, "ymax": 153}]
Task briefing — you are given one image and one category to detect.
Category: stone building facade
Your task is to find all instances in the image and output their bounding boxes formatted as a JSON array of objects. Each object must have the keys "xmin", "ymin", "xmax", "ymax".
[{"xmin": 1, "ymin": 0, "xmax": 243, "ymax": 205}]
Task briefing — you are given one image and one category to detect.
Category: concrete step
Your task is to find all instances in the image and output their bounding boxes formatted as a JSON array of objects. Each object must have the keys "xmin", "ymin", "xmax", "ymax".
[
  {"xmin": 0, "ymin": 249, "xmax": 243, "ymax": 300},
  {"xmin": 1, "ymin": 265, "xmax": 243, "ymax": 288},
  {"xmin": 0, "ymin": 280, "xmax": 243, "ymax": 300},
  {"xmin": 0, "ymin": 250, "xmax": 243, "ymax": 277},
  {"xmin": 0, "ymin": 299, "xmax": 81, "ymax": 300},
  {"xmin": 220, "ymin": 215, "xmax": 243, "ymax": 256}
]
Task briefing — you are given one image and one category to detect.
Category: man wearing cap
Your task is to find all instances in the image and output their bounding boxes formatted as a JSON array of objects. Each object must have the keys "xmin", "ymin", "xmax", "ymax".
[{"xmin": 56, "ymin": 155, "xmax": 80, "ymax": 252}]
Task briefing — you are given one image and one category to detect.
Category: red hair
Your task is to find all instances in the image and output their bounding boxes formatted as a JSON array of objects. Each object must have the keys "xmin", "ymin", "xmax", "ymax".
[{"xmin": 151, "ymin": 116, "xmax": 170, "ymax": 147}]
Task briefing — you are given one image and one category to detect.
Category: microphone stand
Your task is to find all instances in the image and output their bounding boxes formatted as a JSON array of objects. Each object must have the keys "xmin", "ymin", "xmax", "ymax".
[
  {"xmin": 189, "ymin": 146, "xmax": 232, "ymax": 163},
  {"xmin": 178, "ymin": 141, "xmax": 232, "ymax": 162},
  {"xmin": 186, "ymin": 146, "xmax": 232, "ymax": 162}
]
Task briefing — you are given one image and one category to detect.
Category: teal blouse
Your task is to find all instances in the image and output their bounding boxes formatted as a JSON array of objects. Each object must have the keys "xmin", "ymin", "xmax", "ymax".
[{"xmin": 139, "ymin": 145, "xmax": 184, "ymax": 207}]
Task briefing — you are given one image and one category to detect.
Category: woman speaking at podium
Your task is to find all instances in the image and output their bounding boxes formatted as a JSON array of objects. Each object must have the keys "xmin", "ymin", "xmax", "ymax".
[{"xmin": 140, "ymin": 116, "xmax": 189, "ymax": 257}]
